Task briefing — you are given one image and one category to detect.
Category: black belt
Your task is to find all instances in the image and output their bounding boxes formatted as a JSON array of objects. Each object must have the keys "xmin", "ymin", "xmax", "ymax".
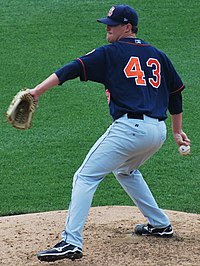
[
  {"xmin": 127, "ymin": 113, "xmax": 144, "ymax": 120},
  {"xmin": 127, "ymin": 113, "xmax": 164, "ymax": 121}
]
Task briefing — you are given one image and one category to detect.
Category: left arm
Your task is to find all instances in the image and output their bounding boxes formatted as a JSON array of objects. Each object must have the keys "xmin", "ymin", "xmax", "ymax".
[
  {"xmin": 30, "ymin": 73, "xmax": 60, "ymax": 101},
  {"xmin": 30, "ymin": 60, "xmax": 82, "ymax": 101}
]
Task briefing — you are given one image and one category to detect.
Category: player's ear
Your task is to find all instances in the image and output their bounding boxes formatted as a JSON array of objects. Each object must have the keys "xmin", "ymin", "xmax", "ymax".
[{"xmin": 124, "ymin": 23, "xmax": 132, "ymax": 33}]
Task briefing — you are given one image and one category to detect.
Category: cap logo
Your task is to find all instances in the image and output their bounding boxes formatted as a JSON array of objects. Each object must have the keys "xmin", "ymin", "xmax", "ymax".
[{"xmin": 107, "ymin": 6, "xmax": 115, "ymax": 17}]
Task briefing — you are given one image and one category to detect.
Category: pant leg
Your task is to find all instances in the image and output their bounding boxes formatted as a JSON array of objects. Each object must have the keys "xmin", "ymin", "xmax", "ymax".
[
  {"xmin": 113, "ymin": 115, "xmax": 170, "ymax": 227},
  {"xmin": 62, "ymin": 118, "xmax": 143, "ymax": 248},
  {"xmin": 62, "ymin": 173, "xmax": 104, "ymax": 248},
  {"xmin": 114, "ymin": 169, "xmax": 170, "ymax": 227}
]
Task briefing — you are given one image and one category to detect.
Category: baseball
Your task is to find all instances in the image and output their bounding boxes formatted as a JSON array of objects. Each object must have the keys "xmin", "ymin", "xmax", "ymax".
[{"xmin": 178, "ymin": 145, "xmax": 190, "ymax": 156}]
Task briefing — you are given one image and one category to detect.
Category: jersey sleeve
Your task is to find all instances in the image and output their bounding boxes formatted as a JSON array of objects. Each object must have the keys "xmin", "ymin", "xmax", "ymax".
[
  {"xmin": 168, "ymin": 92, "xmax": 183, "ymax": 114},
  {"xmin": 55, "ymin": 60, "xmax": 82, "ymax": 85},
  {"xmin": 76, "ymin": 47, "xmax": 106, "ymax": 84},
  {"xmin": 54, "ymin": 46, "xmax": 107, "ymax": 85}
]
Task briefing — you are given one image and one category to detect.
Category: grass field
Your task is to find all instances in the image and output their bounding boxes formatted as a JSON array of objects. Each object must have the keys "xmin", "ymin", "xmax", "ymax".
[{"xmin": 0, "ymin": 0, "xmax": 199, "ymax": 216}]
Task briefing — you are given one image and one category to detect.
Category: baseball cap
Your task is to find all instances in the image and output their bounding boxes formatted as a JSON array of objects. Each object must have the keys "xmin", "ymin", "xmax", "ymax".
[{"xmin": 97, "ymin": 5, "xmax": 138, "ymax": 26}]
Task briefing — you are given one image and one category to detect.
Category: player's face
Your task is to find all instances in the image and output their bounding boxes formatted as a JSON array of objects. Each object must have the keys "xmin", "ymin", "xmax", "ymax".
[{"xmin": 106, "ymin": 24, "xmax": 129, "ymax": 43}]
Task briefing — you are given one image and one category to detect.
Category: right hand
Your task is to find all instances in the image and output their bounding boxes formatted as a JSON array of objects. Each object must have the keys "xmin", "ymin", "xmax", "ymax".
[{"xmin": 173, "ymin": 130, "xmax": 191, "ymax": 147}]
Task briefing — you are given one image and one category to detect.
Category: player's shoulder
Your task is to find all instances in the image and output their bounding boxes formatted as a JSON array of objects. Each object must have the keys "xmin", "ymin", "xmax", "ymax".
[
  {"xmin": 140, "ymin": 40, "xmax": 170, "ymax": 61},
  {"xmin": 91, "ymin": 42, "xmax": 119, "ymax": 56}
]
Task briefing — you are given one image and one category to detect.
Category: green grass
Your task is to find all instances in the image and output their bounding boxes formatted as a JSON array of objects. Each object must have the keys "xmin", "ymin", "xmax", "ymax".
[{"xmin": 0, "ymin": 0, "xmax": 199, "ymax": 216}]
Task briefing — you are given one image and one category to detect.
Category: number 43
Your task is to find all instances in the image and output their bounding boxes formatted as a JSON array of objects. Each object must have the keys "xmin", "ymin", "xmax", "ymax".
[{"xmin": 124, "ymin": 56, "xmax": 161, "ymax": 88}]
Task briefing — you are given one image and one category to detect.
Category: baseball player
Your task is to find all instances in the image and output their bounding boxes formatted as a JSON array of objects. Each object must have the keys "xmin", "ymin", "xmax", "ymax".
[{"xmin": 30, "ymin": 5, "xmax": 190, "ymax": 262}]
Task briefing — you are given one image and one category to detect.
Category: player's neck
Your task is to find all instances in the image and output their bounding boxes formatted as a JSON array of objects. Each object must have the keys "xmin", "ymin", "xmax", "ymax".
[{"xmin": 126, "ymin": 33, "xmax": 136, "ymax": 38}]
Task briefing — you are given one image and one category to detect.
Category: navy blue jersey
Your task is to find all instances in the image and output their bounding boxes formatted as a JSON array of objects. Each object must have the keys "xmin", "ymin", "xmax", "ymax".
[{"xmin": 56, "ymin": 38, "xmax": 185, "ymax": 120}]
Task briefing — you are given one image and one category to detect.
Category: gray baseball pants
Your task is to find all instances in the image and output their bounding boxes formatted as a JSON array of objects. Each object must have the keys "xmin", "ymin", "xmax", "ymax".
[{"xmin": 62, "ymin": 114, "xmax": 171, "ymax": 248}]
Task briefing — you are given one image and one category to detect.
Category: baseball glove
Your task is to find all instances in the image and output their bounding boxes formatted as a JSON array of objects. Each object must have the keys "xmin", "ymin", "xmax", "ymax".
[{"xmin": 6, "ymin": 88, "xmax": 38, "ymax": 130}]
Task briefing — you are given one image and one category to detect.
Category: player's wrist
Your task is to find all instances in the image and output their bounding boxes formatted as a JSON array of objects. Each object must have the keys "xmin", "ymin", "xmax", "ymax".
[{"xmin": 29, "ymin": 87, "xmax": 42, "ymax": 101}]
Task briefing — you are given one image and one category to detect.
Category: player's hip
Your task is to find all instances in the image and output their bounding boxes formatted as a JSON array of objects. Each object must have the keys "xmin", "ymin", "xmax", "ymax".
[{"xmin": 113, "ymin": 114, "xmax": 166, "ymax": 142}]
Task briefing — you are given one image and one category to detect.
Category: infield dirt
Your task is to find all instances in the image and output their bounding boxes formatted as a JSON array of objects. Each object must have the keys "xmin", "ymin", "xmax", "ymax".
[{"xmin": 0, "ymin": 206, "xmax": 199, "ymax": 266}]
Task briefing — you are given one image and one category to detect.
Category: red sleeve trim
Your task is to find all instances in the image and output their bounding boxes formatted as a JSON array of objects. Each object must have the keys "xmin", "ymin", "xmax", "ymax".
[
  {"xmin": 77, "ymin": 58, "xmax": 87, "ymax": 81},
  {"xmin": 170, "ymin": 84, "xmax": 185, "ymax": 94}
]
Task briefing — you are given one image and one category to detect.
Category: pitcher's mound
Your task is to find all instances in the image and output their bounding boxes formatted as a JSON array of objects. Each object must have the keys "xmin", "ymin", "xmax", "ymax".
[{"xmin": 0, "ymin": 206, "xmax": 200, "ymax": 266}]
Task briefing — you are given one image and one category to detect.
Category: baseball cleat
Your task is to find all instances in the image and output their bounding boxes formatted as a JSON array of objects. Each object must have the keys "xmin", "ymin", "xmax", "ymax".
[
  {"xmin": 37, "ymin": 240, "xmax": 83, "ymax": 262},
  {"xmin": 134, "ymin": 223, "xmax": 173, "ymax": 237}
]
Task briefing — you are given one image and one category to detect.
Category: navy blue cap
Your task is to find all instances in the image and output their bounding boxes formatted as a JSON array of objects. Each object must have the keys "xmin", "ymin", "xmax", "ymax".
[{"xmin": 97, "ymin": 5, "xmax": 138, "ymax": 26}]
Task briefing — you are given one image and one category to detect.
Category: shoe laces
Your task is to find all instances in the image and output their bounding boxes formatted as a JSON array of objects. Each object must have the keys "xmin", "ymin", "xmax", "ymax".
[{"xmin": 54, "ymin": 241, "xmax": 68, "ymax": 248}]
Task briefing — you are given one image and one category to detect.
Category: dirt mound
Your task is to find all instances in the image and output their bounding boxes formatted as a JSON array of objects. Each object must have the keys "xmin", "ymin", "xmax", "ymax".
[{"xmin": 0, "ymin": 206, "xmax": 200, "ymax": 265}]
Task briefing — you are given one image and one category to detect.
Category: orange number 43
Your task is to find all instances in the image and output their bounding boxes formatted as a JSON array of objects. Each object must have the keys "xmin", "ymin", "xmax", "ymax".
[{"xmin": 124, "ymin": 56, "xmax": 161, "ymax": 88}]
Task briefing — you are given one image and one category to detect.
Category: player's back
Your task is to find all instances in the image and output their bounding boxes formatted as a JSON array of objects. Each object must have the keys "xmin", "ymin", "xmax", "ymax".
[{"xmin": 101, "ymin": 37, "xmax": 183, "ymax": 120}]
